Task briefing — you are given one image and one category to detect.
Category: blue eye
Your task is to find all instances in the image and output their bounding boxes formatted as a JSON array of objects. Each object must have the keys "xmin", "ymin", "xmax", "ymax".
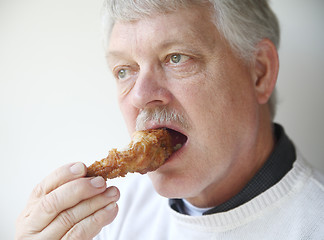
[
  {"xmin": 169, "ymin": 54, "xmax": 190, "ymax": 64},
  {"xmin": 170, "ymin": 54, "xmax": 182, "ymax": 64},
  {"xmin": 117, "ymin": 69, "xmax": 129, "ymax": 79}
]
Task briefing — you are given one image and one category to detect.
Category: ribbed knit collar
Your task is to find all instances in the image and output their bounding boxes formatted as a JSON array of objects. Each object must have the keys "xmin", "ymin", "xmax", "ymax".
[
  {"xmin": 167, "ymin": 156, "xmax": 311, "ymax": 229},
  {"xmin": 169, "ymin": 123, "xmax": 296, "ymax": 215}
]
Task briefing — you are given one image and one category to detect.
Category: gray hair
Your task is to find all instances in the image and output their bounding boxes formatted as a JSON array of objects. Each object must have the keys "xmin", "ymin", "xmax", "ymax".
[
  {"xmin": 136, "ymin": 106, "xmax": 191, "ymax": 131},
  {"xmin": 102, "ymin": 0, "xmax": 280, "ymax": 118}
]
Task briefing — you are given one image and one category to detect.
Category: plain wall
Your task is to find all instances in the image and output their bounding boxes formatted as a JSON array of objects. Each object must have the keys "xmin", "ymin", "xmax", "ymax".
[{"xmin": 1, "ymin": 0, "xmax": 323, "ymax": 239}]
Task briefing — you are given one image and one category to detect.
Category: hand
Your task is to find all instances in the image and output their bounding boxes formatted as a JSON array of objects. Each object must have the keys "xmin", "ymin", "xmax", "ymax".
[{"xmin": 15, "ymin": 162, "xmax": 120, "ymax": 240}]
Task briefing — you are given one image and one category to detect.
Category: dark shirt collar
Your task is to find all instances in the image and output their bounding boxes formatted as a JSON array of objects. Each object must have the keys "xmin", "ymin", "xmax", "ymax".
[{"xmin": 170, "ymin": 123, "xmax": 296, "ymax": 215}]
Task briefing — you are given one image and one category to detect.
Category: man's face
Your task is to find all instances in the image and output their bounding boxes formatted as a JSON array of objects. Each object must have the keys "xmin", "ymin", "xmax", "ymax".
[{"xmin": 107, "ymin": 6, "xmax": 260, "ymax": 204}]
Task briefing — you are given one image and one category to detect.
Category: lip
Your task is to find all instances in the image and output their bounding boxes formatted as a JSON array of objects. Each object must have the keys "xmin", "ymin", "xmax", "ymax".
[
  {"xmin": 165, "ymin": 136, "xmax": 188, "ymax": 163},
  {"xmin": 142, "ymin": 121, "xmax": 188, "ymax": 137}
]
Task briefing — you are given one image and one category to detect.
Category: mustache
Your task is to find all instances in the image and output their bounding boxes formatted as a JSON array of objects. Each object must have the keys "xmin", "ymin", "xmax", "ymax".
[{"xmin": 135, "ymin": 106, "xmax": 190, "ymax": 131}]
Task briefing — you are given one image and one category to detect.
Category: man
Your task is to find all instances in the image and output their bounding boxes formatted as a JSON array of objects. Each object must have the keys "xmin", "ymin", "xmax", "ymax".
[{"xmin": 15, "ymin": 0, "xmax": 324, "ymax": 239}]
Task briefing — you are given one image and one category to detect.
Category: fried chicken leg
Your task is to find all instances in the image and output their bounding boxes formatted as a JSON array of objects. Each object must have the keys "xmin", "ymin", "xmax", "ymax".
[{"xmin": 86, "ymin": 129, "xmax": 173, "ymax": 180}]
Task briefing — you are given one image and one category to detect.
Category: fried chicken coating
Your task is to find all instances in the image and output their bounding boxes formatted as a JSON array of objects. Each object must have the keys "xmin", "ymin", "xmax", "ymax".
[{"xmin": 86, "ymin": 129, "xmax": 173, "ymax": 180}]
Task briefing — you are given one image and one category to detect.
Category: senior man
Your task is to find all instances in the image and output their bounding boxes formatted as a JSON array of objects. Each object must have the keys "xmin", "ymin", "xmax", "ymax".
[{"xmin": 15, "ymin": 0, "xmax": 324, "ymax": 239}]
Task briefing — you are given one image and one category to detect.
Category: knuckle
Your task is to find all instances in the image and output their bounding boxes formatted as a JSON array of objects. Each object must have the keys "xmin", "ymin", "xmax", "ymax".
[
  {"xmin": 58, "ymin": 210, "xmax": 77, "ymax": 229},
  {"xmin": 32, "ymin": 183, "xmax": 45, "ymax": 199},
  {"xmin": 83, "ymin": 198, "xmax": 94, "ymax": 212},
  {"xmin": 64, "ymin": 223, "xmax": 87, "ymax": 240},
  {"xmin": 69, "ymin": 179, "xmax": 87, "ymax": 196},
  {"xmin": 52, "ymin": 168, "xmax": 62, "ymax": 181},
  {"xmin": 92, "ymin": 212, "xmax": 104, "ymax": 226},
  {"xmin": 40, "ymin": 191, "xmax": 59, "ymax": 215},
  {"xmin": 15, "ymin": 210, "xmax": 28, "ymax": 228},
  {"xmin": 93, "ymin": 206, "xmax": 117, "ymax": 226}
]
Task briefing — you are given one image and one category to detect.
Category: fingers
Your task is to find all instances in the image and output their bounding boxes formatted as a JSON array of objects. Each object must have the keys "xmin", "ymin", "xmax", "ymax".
[
  {"xmin": 29, "ymin": 162, "xmax": 87, "ymax": 203},
  {"xmin": 27, "ymin": 176, "xmax": 107, "ymax": 231},
  {"xmin": 62, "ymin": 202, "xmax": 119, "ymax": 240},
  {"xmin": 16, "ymin": 162, "xmax": 121, "ymax": 240},
  {"xmin": 44, "ymin": 186, "xmax": 120, "ymax": 239}
]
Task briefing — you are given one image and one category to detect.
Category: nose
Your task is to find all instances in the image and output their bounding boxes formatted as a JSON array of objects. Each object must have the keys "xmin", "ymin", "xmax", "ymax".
[{"xmin": 131, "ymin": 65, "xmax": 172, "ymax": 109}]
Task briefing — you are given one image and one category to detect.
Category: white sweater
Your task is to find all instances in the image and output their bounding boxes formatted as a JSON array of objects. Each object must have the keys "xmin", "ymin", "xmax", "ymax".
[{"xmin": 95, "ymin": 154, "xmax": 324, "ymax": 239}]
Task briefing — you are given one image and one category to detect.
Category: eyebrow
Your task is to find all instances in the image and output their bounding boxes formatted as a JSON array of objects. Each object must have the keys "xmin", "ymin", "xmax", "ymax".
[
  {"xmin": 158, "ymin": 39, "xmax": 187, "ymax": 51},
  {"xmin": 105, "ymin": 30, "xmax": 212, "ymax": 66},
  {"xmin": 107, "ymin": 40, "xmax": 200, "ymax": 57},
  {"xmin": 105, "ymin": 51, "xmax": 132, "ymax": 67},
  {"xmin": 106, "ymin": 39, "xmax": 184, "ymax": 57},
  {"xmin": 106, "ymin": 51, "xmax": 127, "ymax": 60}
]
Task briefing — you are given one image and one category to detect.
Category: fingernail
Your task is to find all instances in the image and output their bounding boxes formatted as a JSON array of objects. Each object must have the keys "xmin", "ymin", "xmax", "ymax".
[
  {"xmin": 105, "ymin": 187, "xmax": 117, "ymax": 197},
  {"xmin": 91, "ymin": 176, "xmax": 106, "ymax": 188},
  {"xmin": 70, "ymin": 162, "xmax": 84, "ymax": 175},
  {"xmin": 105, "ymin": 202, "xmax": 116, "ymax": 211}
]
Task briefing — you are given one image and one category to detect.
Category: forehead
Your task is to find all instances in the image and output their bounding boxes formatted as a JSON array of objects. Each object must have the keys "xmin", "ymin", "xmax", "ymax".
[{"xmin": 107, "ymin": 6, "xmax": 221, "ymax": 59}]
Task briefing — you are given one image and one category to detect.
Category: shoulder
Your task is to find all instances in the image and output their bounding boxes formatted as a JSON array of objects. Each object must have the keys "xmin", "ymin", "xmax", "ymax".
[
  {"xmin": 287, "ymin": 153, "xmax": 324, "ymax": 237},
  {"xmin": 310, "ymin": 168, "xmax": 324, "ymax": 190},
  {"xmin": 296, "ymin": 152, "xmax": 324, "ymax": 193}
]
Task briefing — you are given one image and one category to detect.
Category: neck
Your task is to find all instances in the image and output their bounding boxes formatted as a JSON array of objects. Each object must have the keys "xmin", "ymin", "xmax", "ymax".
[{"xmin": 186, "ymin": 107, "xmax": 275, "ymax": 208}]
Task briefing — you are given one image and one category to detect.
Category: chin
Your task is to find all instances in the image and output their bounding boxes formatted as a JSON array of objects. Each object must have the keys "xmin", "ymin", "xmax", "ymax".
[{"xmin": 148, "ymin": 170, "xmax": 201, "ymax": 199}]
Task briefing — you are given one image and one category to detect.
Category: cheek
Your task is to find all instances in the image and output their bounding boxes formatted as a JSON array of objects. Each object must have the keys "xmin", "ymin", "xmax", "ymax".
[
  {"xmin": 118, "ymin": 100, "xmax": 138, "ymax": 134},
  {"xmin": 182, "ymin": 70, "xmax": 258, "ymax": 149}
]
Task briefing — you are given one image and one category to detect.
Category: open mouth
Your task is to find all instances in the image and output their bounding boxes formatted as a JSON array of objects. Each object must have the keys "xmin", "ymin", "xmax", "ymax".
[{"xmin": 165, "ymin": 128, "xmax": 188, "ymax": 152}]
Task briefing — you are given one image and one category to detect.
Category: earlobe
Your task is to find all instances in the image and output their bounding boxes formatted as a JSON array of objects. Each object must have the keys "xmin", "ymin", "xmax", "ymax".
[{"xmin": 252, "ymin": 39, "xmax": 279, "ymax": 105}]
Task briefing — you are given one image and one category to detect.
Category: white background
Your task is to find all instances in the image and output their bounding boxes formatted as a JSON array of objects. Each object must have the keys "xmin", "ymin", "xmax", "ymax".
[{"xmin": 1, "ymin": 0, "xmax": 323, "ymax": 239}]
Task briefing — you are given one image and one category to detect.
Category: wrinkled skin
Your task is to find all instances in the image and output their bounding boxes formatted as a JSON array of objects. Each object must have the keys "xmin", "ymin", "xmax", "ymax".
[
  {"xmin": 15, "ymin": 3, "xmax": 278, "ymax": 239},
  {"xmin": 108, "ymin": 5, "xmax": 277, "ymax": 208},
  {"xmin": 15, "ymin": 163, "xmax": 120, "ymax": 240}
]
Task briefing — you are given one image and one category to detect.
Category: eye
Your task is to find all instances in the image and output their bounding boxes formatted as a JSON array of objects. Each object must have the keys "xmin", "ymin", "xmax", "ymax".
[
  {"xmin": 117, "ymin": 69, "xmax": 130, "ymax": 80},
  {"xmin": 168, "ymin": 54, "xmax": 190, "ymax": 64},
  {"xmin": 170, "ymin": 54, "xmax": 182, "ymax": 64}
]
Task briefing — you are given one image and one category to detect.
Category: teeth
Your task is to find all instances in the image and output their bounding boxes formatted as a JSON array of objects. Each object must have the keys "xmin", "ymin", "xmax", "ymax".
[{"xmin": 173, "ymin": 144, "xmax": 182, "ymax": 151}]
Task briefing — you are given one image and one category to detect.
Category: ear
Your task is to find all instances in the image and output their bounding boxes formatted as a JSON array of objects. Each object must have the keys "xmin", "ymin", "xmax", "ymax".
[{"xmin": 252, "ymin": 39, "xmax": 279, "ymax": 105}]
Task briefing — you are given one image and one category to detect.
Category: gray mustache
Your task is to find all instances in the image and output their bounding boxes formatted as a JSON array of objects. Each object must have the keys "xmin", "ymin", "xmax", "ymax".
[{"xmin": 135, "ymin": 107, "xmax": 190, "ymax": 131}]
